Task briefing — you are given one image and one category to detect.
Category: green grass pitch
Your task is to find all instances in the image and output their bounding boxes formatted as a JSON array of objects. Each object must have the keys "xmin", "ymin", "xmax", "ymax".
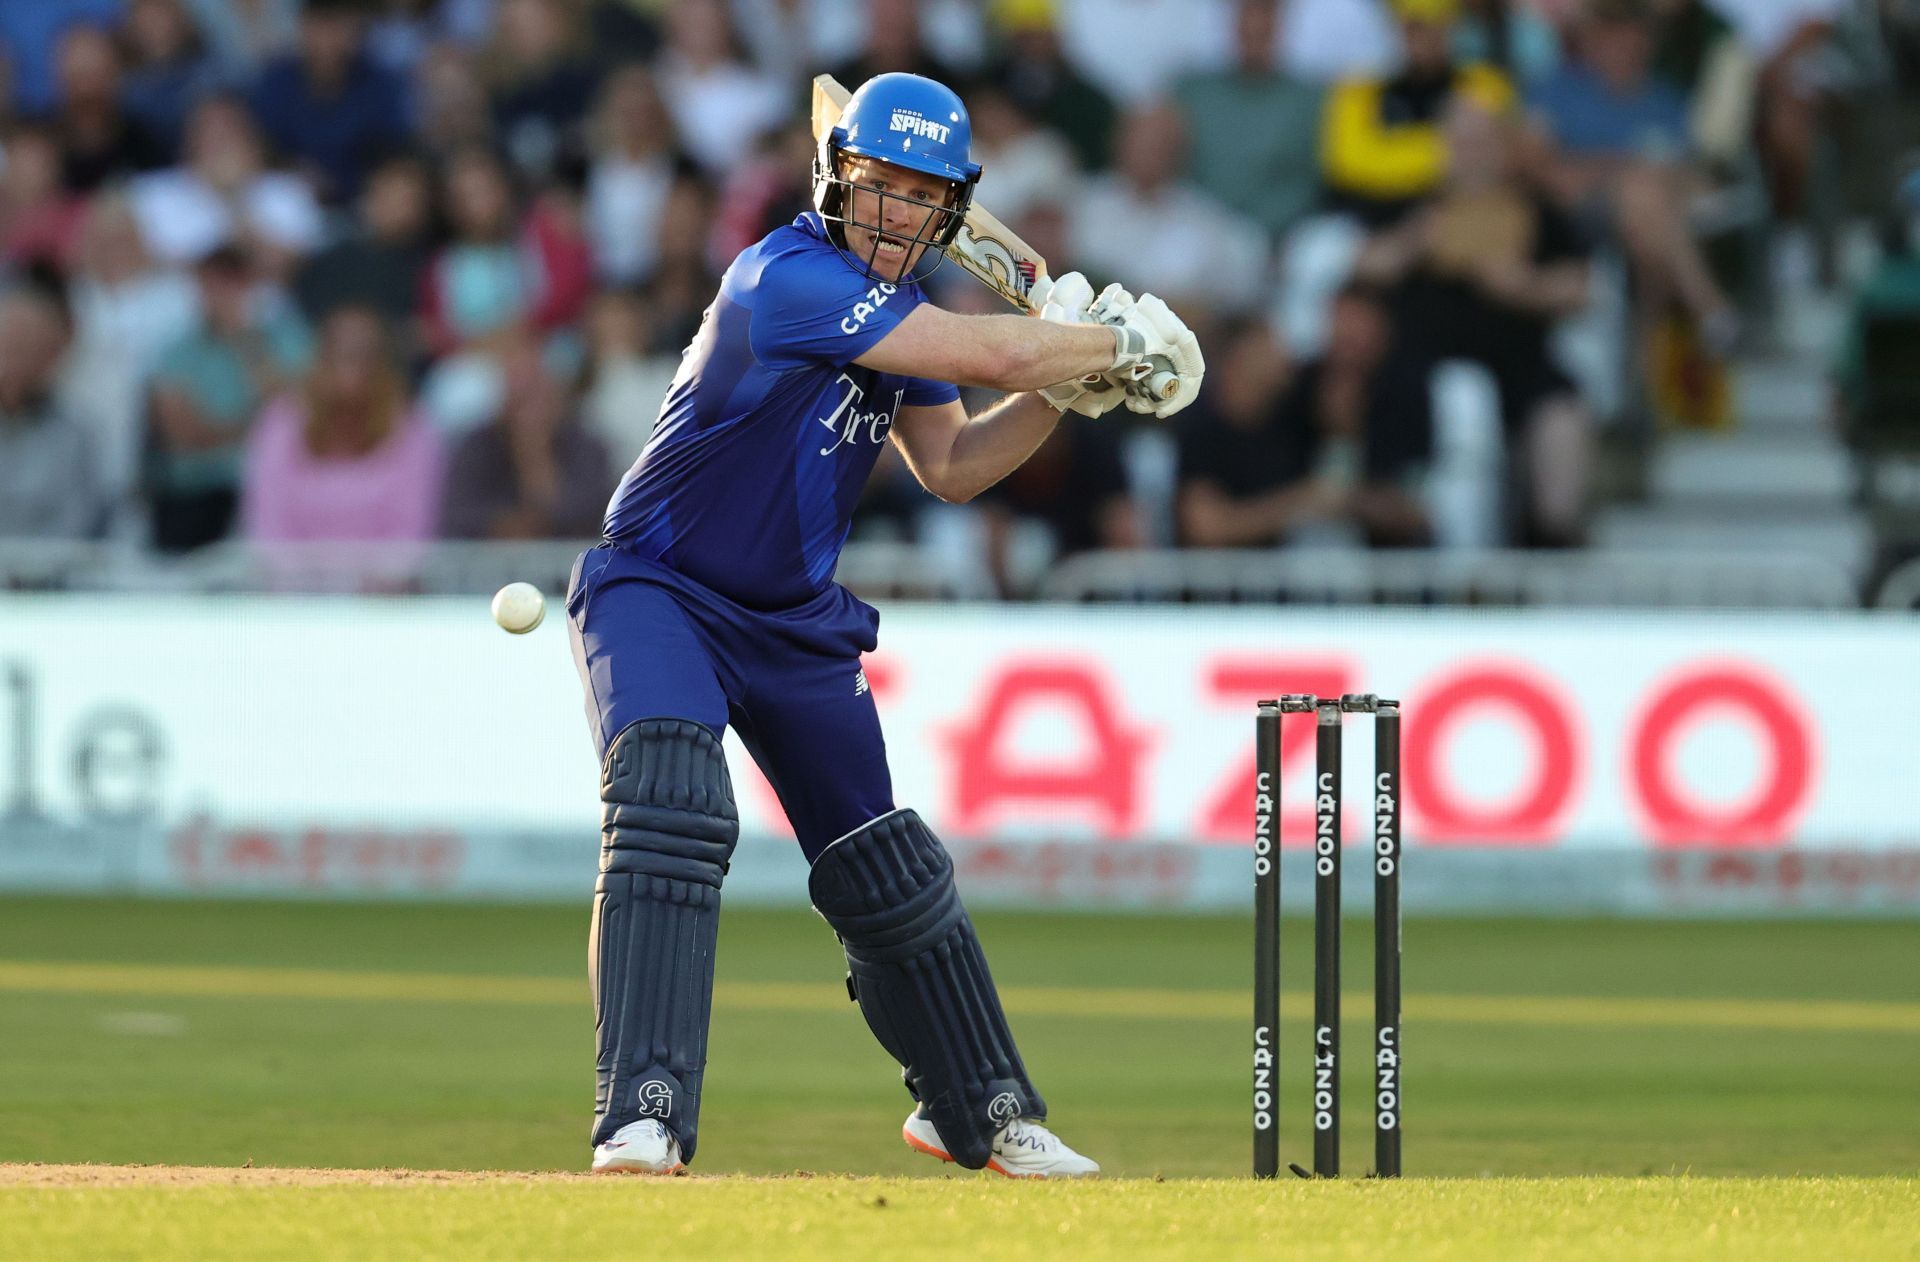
[{"xmin": 1, "ymin": 897, "xmax": 1915, "ymax": 1259}]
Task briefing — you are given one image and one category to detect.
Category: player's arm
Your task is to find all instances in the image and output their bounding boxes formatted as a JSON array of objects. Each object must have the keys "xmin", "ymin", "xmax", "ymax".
[
  {"xmin": 855, "ymin": 303, "xmax": 1119, "ymax": 392},
  {"xmin": 888, "ymin": 392, "xmax": 1065, "ymax": 504}
]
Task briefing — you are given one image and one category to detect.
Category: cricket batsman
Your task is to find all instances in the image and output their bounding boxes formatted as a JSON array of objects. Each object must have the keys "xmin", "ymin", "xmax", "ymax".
[{"xmin": 568, "ymin": 72, "xmax": 1204, "ymax": 1178}]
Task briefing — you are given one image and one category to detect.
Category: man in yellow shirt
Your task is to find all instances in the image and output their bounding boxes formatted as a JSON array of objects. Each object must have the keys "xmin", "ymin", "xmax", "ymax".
[{"xmin": 1321, "ymin": 0, "xmax": 1513, "ymax": 225}]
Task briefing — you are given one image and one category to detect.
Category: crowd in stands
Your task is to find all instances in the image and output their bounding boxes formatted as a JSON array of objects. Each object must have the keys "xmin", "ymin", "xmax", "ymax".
[{"xmin": 0, "ymin": 0, "xmax": 1914, "ymax": 594}]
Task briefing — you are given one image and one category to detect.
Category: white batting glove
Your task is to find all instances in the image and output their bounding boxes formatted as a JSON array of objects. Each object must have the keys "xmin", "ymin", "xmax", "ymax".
[
  {"xmin": 1100, "ymin": 293, "xmax": 1205, "ymax": 419},
  {"xmin": 1036, "ymin": 273, "xmax": 1132, "ymax": 418}
]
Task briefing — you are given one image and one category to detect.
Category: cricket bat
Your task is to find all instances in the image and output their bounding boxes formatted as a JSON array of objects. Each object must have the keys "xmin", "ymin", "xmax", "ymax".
[{"xmin": 811, "ymin": 74, "xmax": 1177, "ymax": 403}]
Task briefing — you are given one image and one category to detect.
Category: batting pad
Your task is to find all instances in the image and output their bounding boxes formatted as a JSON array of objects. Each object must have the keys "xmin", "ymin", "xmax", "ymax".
[
  {"xmin": 590, "ymin": 718, "xmax": 739, "ymax": 1162},
  {"xmin": 809, "ymin": 808, "xmax": 1044, "ymax": 1169}
]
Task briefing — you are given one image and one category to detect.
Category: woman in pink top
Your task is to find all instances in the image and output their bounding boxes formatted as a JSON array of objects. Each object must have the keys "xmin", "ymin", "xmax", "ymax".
[{"xmin": 242, "ymin": 304, "xmax": 446, "ymax": 544}]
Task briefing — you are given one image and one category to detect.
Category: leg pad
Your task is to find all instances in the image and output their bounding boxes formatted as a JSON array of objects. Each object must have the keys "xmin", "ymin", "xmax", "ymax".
[
  {"xmin": 809, "ymin": 808, "xmax": 1043, "ymax": 1169},
  {"xmin": 590, "ymin": 718, "xmax": 738, "ymax": 1162}
]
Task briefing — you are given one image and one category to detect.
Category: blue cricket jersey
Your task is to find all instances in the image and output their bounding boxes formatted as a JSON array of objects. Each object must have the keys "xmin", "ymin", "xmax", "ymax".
[{"xmin": 602, "ymin": 213, "xmax": 960, "ymax": 610}]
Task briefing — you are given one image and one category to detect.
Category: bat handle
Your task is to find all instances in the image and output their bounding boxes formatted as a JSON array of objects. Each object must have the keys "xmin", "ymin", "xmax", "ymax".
[{"xmin": 1145, "ymin": 357, "xmax": 1180, "ymax": 403}]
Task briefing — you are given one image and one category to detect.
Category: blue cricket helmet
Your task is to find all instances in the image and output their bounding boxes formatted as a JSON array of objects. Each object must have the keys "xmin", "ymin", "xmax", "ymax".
[{"xmin": 814, "ymin": 73, "xmax": 982, "ymax": 281}]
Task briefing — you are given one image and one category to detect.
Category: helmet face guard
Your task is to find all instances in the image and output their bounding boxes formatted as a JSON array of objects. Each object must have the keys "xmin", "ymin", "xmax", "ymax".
[
  {"xmin": 810, "ymin": 72, "xmax": 983, "ymax": 286},
  {"xmin": 812, "ymin": 143, "xmax": 977, "ymax": 286}
]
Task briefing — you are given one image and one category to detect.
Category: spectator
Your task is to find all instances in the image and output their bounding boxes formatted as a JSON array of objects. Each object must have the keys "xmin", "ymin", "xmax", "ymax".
[
  {"xmin": 120, "ymin": 0, "xmax": 220, "ymax": 157},
  {"xmin": 129, "ymin": 93, "xmax": 325, "ymax": 276},
  {"xmin": 1357, "ymin": 98, "xmax": 1594, "ymax": 545},
  {"xmin": 988, "ymin": 0, "xmax": 1118, "ymax": 169},
  {"xmin": 241, "ymin": 303, "xmax": 444, "ymax": 542},
  {"xmin": 580, "ymin": 286, "xmax": 676, "ymax": 468},
  {"xmin": 148, "ymin": 245, "xmax": 311, "ymax": 550},
  {"xmin": 964, "ymin": 78, "xmax": 1079, "ymax": 226},
  {"xmin": 1177, "ymin": 303, "xmax": 1432, "ymax": 548},
  {"xmin": 1321, "ymin": 0, "xmax": 1515, "ymax": 225},
  {"xmin": 1528, "ymin": 0, "xmax": 1738, "ymax": 352},
  {"xmin": 248, "ymin": 0, "xmax": 408, "ymax": 203},
  {"xmin": 488, "ymin": 0, "xmax": 598, "ymax": 180},
  {"xmin": 366, "ymin": 0, "xmax": 446, "ymax": 76},
  {"xmin": 63, "ymin": 194, "xmax": 199, "ymax": 527},
  {"xmin": 1453, "ymin": 0, "xmax": 1566, "ymax": 84},
  {"xmin": 0, "ymin": 121, "xmax": 86, "ymax": 270},
  {"xmin": 708, "ymin": 119, "xmax": 817, "ymax": 266},
  {"xmin": 830, "ymin": 0, "xmax": 968, "ymax": 90},
  {"xmin": 183, "ymin": 0, "xmax": 300, "ymax": 82},
  {"xmin": 52, "ymin": 24, "xmax": 170, "ymax": 194},
  {"xmin": 410, "ymin": 41, "xmax": 494, "ymax": 159},
  {"xmin": 1279, "ymin": 0, "xmax": 1401, "ymax": 83},
  {"xmin": 1053, "ymin": 0, "xmax": 1234, "ymax": 106},
  {"xmin": 441, "ymin": 341, "xmax": 614, "ymax": 539},
  {"xmin": 1069, "ymin": 101, "xmax": 1272, "ymax": 317},
  {"xmin": 1833, "ymin": 169, "xmax": 1920, "ymax": 439},
  {"xmin": 653, "ymin": 0, "xmax": 789, "ymax": 177},
  {"xmin": 643, "ymin": 173, "xmax": 724, "ymax": 354},
  {"xmin": 0, "ymin": 0, "xmax": 124, "ymax": 116},
  {"xmin": 292, "ymin": 150, "xmax": 432, "ymax": 333},
  {"xmin": 420, "ymin": 145, "xmax": 592, "ymax": 357},
  {"xmin": 1175, "ymin": 0, "xmax": 1327, "ymax": 240},
  {"xmin": 0, "ymin": 279, "xmax": 105, "ymax": 540},
  {"xmin": 975, "ymin": 412, "xmax": 1142, "ymax": 595},
  {"xmin": 583, "ymin": 64, "xmax": 684, "ymax": 286}
]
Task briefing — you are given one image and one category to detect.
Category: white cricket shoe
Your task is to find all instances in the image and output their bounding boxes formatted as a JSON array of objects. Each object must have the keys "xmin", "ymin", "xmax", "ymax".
[
  {"xmin": 902, "ymin": 1109, "xmax": 1101, "ymax": 1179},
  {"xmin": 591, "ymin": 1119, "xmax": 684, "ymax": 1175}
]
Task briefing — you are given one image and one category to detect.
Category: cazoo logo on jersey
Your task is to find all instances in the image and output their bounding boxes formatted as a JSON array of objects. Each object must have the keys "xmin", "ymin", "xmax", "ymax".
[
  {"xmin": 840, "ymin": 283, "xmax": 897, "ymax": 335},
  {"xmin": 818, "ymin": 373, "xmax": 902, "ymax": 456}
]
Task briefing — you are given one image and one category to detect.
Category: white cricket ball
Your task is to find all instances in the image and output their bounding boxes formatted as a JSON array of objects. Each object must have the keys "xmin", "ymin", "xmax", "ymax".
[{"xmin": 491, "ymin": 581, "xmax": 546, "ymax": 634}]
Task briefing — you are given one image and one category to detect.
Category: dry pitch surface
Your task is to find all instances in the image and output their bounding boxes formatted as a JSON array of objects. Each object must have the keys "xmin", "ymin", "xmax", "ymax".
[{"xmin": 4, "ymin": 1165, "xmax": 1916, "ymax": 1261}]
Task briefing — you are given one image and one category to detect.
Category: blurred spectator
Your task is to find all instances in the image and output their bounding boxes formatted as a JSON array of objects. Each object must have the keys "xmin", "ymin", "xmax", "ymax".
[
  {"xmin": 1453, "ymin": 0, "xmax": 1565, "ymax": 83},
  {"xmin": 1175, "ymin": 0, "xmax": 1326, "ymax": 240},
  {"xmin": 121, "ymin": 0, "xmax": 220, "ymax": 157},
  {"xmin": 975, "ymin": 413, "xmax": 1141, "ymax": 595},
  {"xmin": 411, "ymin": 41, "xmax": 495, "ymax": 158},
  {"xmin": 420, "ymin": 145, "xmax": 592, "ymax": 357},
  {"xmin": 441, "ymin": 341, "xmax": 614, "ymax": 539},
  {"xmin": 830, "ymin": 0, "xmax": 968, "ymax": 89},
  {"xmin": 1321, "ymin": 0, "xmax": 1514, "ymax": 225},
  {"xmin": 1834, "ymin": 169, "xmax": 1920, "ymax": 440},
  {"xmin": 248, "ymin": 0, "xmax": 408, "ymax": 203},
  {"xmin": 1053, "ymin": 0, "xmax": 1233, "ymax": 105},
  {"xmin": 0, "ymin": 279, "xmax": 105, "ymax": 540},
  {"xmin": 1357, "ymin": 98, "xmax": 1593, "ymax": 545},
  {"xmin": 966, "ymin": 79, "xmax": 1079, "ymax": 225},
  {"xmin": 1279, "ymin": 0, "xmax": 1401, "ymax": 83},
  {"xmin": 366, "ymin": 0, "xmax": 448, "ymax": 75},
  {"xmin": 583, "ymin": 64, "xmax": 683, "ymax": 286},
  {"xmin": 654, "ymin": 0, "xmax": 789, "ymax": 177},
  {"xmin": 488, "ymin": 0, "xmax": 598, "ymax": 179},
  {"xmin": 293, "ymin": 150, "xmax": 432, "ymax": 333},
  {"xmin": 989, "ymin": 0, "xmax": 1118, "ymax": 171},
  {"xmin": 0, "ymin": 121, "xmax": 87, "ymax": 270},
  {"xmin": 579, "ymin": 0, "xmax": 664, "ymax": 69},
  {"xmin": 580, "ymin": 286, "xmax": 676, "ymax": 466},
  {"xmin": 710, "ymin": 120, "xmax": 817, "ymax": 264},
  {"xmin": 644, "ymin": 173, "xmax": 724, "ymax": 353},
  {"xmin": 241, "ymin": 303, "xmax": 444, "ymax": 542},
  {"xmin": 184, "ymin": 0, "xmax": 300, "ymax": 82},
  {"xmin": 0, "ymin": 0, "xmax": 124, "ymax": 115},
  {"xmin": 148, "ymin": 245, "xmax": 311, "ymax": 550},
  {"xmin": 1069, "ymin": 101, "xmax": 1272, "ymax": 316},
  {"xmin": 63, "ymin": 194, "xmax": 199, "ymax": 526},
  {"xmin": 129, "ymin": 93, "xmax": 324, "ymax": 276},
  {"xmin": 52, "ymin": 24, "xmax": 170, "ymax": 193},
  {"xmin": 1527, "ymin": 0, "xmax": 1737, "ymax": 352},
  {"xmin": 798, "ymin": 0, "xmax": 987, "ymax": 79},
  {"xmin": 1177, "ymin": 302, "xmax": 1432, "ymax": 548}
]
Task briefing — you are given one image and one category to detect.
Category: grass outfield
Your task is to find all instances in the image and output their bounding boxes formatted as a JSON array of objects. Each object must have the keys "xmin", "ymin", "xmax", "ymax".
[
  {"xmin": 4, "ymin": 1171, "xmax": 1917, "ymax": 1261},
  {"xmin": 0, "ymin": 897, "xmax": 1916, "ymax": 1186}
]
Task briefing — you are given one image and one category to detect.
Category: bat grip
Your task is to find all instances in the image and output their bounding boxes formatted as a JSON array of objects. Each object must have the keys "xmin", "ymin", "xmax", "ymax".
[{"xmin": 1142, "ymin": 356, "xmax": 1180, "ymax": 402}]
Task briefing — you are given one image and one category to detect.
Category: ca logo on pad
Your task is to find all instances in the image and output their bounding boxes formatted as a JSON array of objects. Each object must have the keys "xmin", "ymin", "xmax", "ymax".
[{"xmin": 636, "ymin": 1079, "xmax": 673, "ymax": 1119}]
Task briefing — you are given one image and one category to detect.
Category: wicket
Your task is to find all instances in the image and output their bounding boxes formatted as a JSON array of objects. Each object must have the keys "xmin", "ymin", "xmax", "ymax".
[{"xmin": 1252, "ymin": 694, "xmax": 1403, "ymax": 1179}]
